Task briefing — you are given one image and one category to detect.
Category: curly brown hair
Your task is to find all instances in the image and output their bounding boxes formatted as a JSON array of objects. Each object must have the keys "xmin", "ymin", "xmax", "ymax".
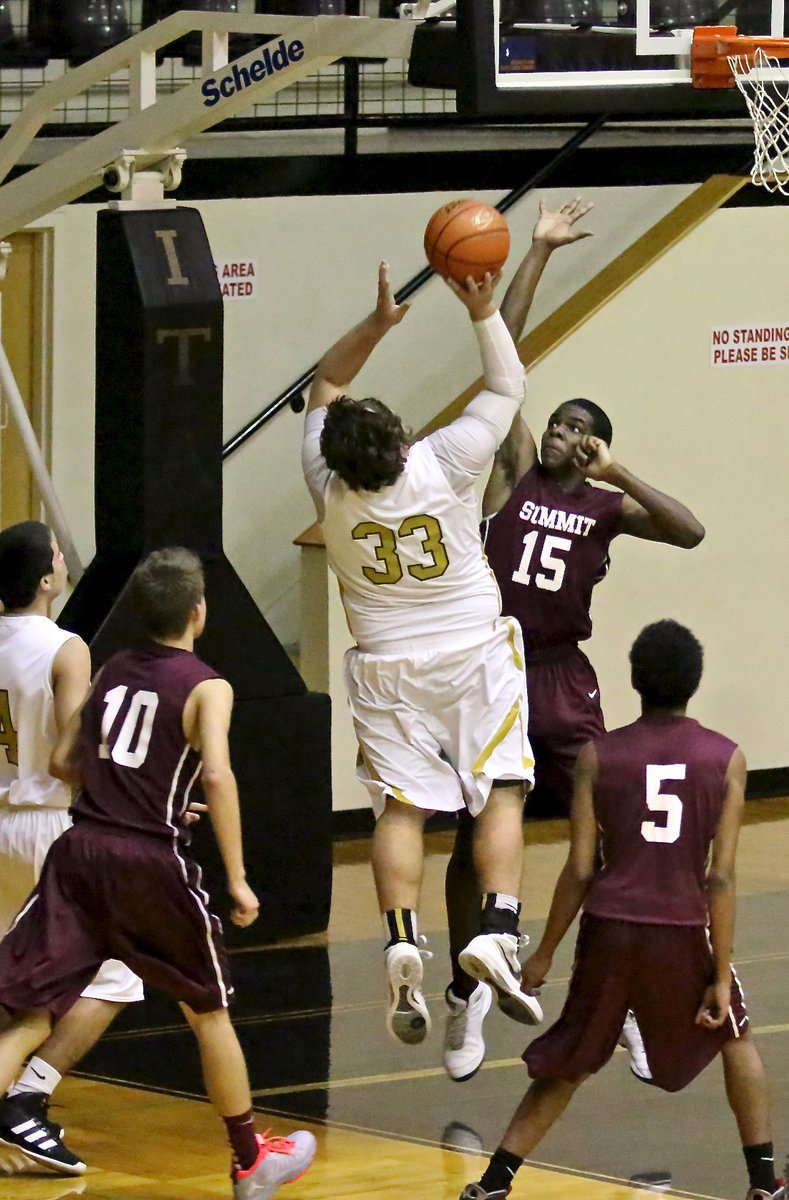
[{"xmin": 320, "ymin": 396, "xmax": 408, "ymax": 492}]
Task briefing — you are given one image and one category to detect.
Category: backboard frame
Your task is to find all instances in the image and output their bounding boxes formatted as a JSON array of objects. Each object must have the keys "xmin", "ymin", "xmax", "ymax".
[{"xmin": 454, "ymin": 0, "xmax": 766, "ymax": 120}]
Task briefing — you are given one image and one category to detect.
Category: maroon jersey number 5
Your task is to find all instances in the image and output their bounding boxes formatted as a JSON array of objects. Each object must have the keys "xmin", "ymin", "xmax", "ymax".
[
  {"xmin": 586, "ymin": 715, "xmax": 735, "ymax": 927},
  {"xmin": 642, "ymin": 764, "xmax": 685, "ymax": 844}
]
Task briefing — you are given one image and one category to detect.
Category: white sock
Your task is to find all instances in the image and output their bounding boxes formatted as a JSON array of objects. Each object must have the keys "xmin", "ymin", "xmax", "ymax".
[
  {"xmin": 8, "ymin": 1057, "xmax": 62, "ymax": 1097},
  {"xmin": 492, "ymin": 894, "xmax": 520, "ymax": 914}
]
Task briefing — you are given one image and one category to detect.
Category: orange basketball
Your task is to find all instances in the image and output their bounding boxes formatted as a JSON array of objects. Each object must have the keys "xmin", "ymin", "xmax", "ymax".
[{"xmin": 424, "ymin": 199, "xmax": 510, "ymax": 284}]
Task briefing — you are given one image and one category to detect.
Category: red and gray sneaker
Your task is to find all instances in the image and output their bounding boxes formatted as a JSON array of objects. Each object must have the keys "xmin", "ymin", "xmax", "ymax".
[
  {"xmin": 746, "ymin": 1186, "xmax": 786, "ymax": 1200},
  {"xmin": 0, "ymin": 1102, "xmax": 85, "ymax": 1176},
  {"xmin": 233, "ymin": 1130, "xmax": 316, "ymax": 1200},
  {"xmin": 459, "ymin": 1184, "xmax": 510, "ymax": 1199}
]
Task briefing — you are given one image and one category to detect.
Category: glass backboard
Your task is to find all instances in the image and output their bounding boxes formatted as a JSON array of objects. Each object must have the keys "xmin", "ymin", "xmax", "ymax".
[{"xmin": 453, "ymin": 0, "xmax": 784, "ymax": 118}]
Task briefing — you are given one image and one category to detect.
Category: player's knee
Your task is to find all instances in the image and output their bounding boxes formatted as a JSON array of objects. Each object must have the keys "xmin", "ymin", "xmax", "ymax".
[
  {"xmin": 18, "ymin": 1008, "xmax": 51, "ymax": 1041},
  {"xmin": 180, "ymin": 1002, "xmax": 229, "ymax": 1030},
  {"xmin": 378, "ymin": 795, "xmax": 430, "ymax": 827}
]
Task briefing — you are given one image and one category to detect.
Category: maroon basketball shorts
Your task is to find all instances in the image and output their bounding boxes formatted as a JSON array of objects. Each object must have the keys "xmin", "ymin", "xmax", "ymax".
[
  {"xmin": 0, "ymin": 821, "xmax": 233, "ymax": 1019},
  {"xmin": 524, "ymin": 913, "xmax": 748, "ymax": 1092},
  {"xmin": 525, "ymin": 644, "xmax": 605, "ymax": 815}
]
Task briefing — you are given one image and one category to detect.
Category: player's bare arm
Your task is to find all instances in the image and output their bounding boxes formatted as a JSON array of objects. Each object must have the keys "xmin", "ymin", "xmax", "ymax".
[
  {"xmin": 500, "ymin": 197, "xmax": 594, "ymax": 343},
  {"xmin": 697, "ymin": 745, "xmax": 746, "ymax": 1030},
  {"xmin": 575, "ymin": 435, "xmax": 705, "ymax": 548},
  {"xmin": 48, "ymin": 643, "xmax": 94, "ymax": 787},
  {"xmin": 189, "ymin": 677, "xmax": 259, "ymax": 928},
  {"xmin": 49, "ymin": 705, "xmax": 85, "ymax": 786},
  {"xmin": 483, "ymin": 198, "xmax": 594, "ymax": 518},
  {"xmin": 482, "ymin": 413, "xmax": 536, "ymax": 519},
  {"xmin": 521, "ymin": 742, "xmax": 599, "ymax": 989},
  {"xmin": 51, "ymin": 635, "xmax": 91, "ymax": 737},
  {"xmin": 306, "ymin": 261, "xmax": 410, "ymax": 414}
]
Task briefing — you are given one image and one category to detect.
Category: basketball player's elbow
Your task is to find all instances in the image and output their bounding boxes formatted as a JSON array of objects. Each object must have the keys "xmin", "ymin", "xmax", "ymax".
[
  {"xmin": 681, "ymin": 523, "xmax": 705, "ymax": 549},
  {"xmin": 570, "ymin": 865, "xmax": 595, "ymax": 892},
  {"xmin": 670, "ymin": 514, "xmax": 705, "ymax": 549},
  {"xmin": 201, "ymin": 764, "xmax": 236, "ymax": 798},
  {"xmin": 567, "ymin": 853, "xmax": 595, "ymax": 891},
  {"xmin": 706, "ymin": 866, "xmax": 735, "ymax": 895},
  {"xmin": 49, "ymin": 746, "xmax": 81, "ymax": 786}
]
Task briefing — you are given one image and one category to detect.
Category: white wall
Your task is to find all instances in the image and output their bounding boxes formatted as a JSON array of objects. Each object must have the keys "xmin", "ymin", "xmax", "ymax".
[
  {"xmin": 31, "ymin": 185, "xmax": 789, "ymax": 811},
  {"xmin": 38, "ymin": 185, "xmax": 694, "ymax": 634},
  {"xmin": 532, "ymin": 206, "xmax": 789, "ymax": 770}
]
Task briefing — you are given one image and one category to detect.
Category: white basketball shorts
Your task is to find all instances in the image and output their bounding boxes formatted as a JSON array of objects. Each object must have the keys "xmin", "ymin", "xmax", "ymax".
[
  {"xmin": 345, "ymin": 616, "xmax": 535, "ymax": 817},
  {"xmin": 0, "ymin": 806, "xmax": 144, "ymax": 1004}
]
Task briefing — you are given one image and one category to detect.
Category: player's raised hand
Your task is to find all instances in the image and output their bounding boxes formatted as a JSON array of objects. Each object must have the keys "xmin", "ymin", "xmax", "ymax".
[
  {"xmin": 444, "ymin": 270, "xmax": 502, "ymax": 321},
  {"xmin": 532, "ymin": 196, "xmax": 594, "ymax": 250},
  {"xmin": 229, "ymin": 880, "xmax": 260, "ymax": 927},
  {"xmin": 374, "ymin": 261, "xmax": 410, "ymax": 330},
  {"xmin": 695, "ymin": 979, "xmax": 731, "ymax": 1029},
  {"xmin": 574, "ymin": 434, "xmax": 614, "ymax": 482}
]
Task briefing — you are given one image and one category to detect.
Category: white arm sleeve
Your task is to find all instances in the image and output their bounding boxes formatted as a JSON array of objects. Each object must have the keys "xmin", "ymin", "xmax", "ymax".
[
  {"xmin": 301, "ymin": 408, "xmax": 330, "ymax": 520},
  {"xmin": 473, "ymin": 310, "xmax": 526, "ymax": 400},
  {"xmin": 427, "ymin": 312, "xmax": 526, "ymax": 493},
  {"xmin": 427, "ymin": 391, "xmax": 521, "ymax": 493}
]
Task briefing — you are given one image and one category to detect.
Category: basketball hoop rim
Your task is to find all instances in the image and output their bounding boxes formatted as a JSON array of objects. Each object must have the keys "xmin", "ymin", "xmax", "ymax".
[
  {"xmin": 728, "ymin": 45, "xmax": 789, "ymax": 84},
  {"xmin": 691, "ymin": 26, "xmax": 789, "ymax": 88}
]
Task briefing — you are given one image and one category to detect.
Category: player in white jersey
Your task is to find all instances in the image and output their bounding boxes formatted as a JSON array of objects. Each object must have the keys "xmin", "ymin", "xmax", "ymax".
[
  {"xmin": 0, "ymin": 521, "xmax": 143, "ymax": 1175},
  {"xmin": 303, "ymin": 264, "xmax": 543, "ymax": 1047}
]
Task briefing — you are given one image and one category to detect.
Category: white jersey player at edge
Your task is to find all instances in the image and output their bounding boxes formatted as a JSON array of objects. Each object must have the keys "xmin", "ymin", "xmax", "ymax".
[
  {"xmin": 0, "ymin": 520, "xmax": 143, "ymax": 1176},
  {"xmin": 302, "ymin": 262, "xmax": 543, "ymax": 1048}
]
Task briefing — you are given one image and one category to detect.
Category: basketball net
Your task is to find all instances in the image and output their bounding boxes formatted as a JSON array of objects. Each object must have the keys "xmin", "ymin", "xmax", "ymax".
[{"xmin": 729, "ymin": 47, "xmax": 789, "ymax": 193}]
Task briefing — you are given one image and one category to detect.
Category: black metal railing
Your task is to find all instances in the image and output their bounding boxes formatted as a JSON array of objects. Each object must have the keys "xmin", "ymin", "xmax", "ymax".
[{"xmin": 221, "ymin": 113, "xmax": 608, "ymax": 460}]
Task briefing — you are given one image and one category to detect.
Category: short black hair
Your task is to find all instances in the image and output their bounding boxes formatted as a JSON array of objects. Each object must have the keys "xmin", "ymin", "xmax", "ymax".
[
  {"xmin": 320, "ymin": 396, "xmax": 407, "ymax": 492},
  {"xmin": 129, "ymin": 547, "xmax": 204, "ymax": 639},
  {"xmin": 0, "ymin": 521, "xmax": 54, "ymax": 610},
  {"xmin": 567, "ymin": 398, "xmax": 613, "ymax": 446},
  {"xmin": 630, "ymin": 619, "xmax": 703, "ymax": 708}
]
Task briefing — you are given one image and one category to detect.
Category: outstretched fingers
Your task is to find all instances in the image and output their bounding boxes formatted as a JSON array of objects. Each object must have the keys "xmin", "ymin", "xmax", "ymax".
[
  {"xmin": 445, "ymin": 269, "xmax": 501, "ymax": 295},
  {"xmin": 377, "ymin": 259, "xmax": 392, "ymax": 303},
  {"xmin": 376, "ymin": 260, "xmax": 410, "ymax": 325},
  {"xmin": 562, "ymin": 195, "xmax": 595, "ymax": 234},
  {"xmin": 534, "ymin": 196, "xmax": 595, "ymax": 245}
]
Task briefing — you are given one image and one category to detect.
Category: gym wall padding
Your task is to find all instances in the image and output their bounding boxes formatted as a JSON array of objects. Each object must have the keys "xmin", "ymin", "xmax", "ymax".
[{"xmin": 59, "ymin": 206, "xmax": 332, "ymax": 942}]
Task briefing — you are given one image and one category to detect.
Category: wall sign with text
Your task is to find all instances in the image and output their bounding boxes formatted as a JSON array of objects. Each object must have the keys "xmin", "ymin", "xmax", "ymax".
[
  {"xmin": 214, "ymin": 260, "xmax": 257, "ymax": 301},
  {"xmin": 711, "ymin": 324, "xmax": 789, "ymax": 367}
]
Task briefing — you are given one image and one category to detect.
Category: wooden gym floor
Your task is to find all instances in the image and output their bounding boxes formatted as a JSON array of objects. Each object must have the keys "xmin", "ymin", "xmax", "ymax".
[{"xmin": 5, "ymin": 798, "xmax": 789, "ymax": 1200}]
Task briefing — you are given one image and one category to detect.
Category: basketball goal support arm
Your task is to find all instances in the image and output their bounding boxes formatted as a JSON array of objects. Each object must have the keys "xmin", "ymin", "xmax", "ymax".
[
  {"xmin": 0, "ymin": 336, "xmax": 83, "ymax": 582},
  {"xmin": 0, "ymin": 12, "xmax": 416, "ymax": 241}
]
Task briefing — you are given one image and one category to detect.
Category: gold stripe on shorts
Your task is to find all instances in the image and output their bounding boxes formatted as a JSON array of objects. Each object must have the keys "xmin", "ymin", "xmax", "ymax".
[
  {"xmin": 472, "ymin": 695, "xmax": 522, "ymax": 775},
  {"xmin": 359, "ymin": 745, "xmax": 416, "ymax": 807},
  {"xmin": 504, "ymin": 616, "xmax": 524, "ymax": 672}
]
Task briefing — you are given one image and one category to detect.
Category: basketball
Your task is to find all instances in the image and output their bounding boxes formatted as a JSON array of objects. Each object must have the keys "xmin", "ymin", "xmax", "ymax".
[{"xmin": 423, "ymin": 199, "xmax": 510, "ymax": 284}]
